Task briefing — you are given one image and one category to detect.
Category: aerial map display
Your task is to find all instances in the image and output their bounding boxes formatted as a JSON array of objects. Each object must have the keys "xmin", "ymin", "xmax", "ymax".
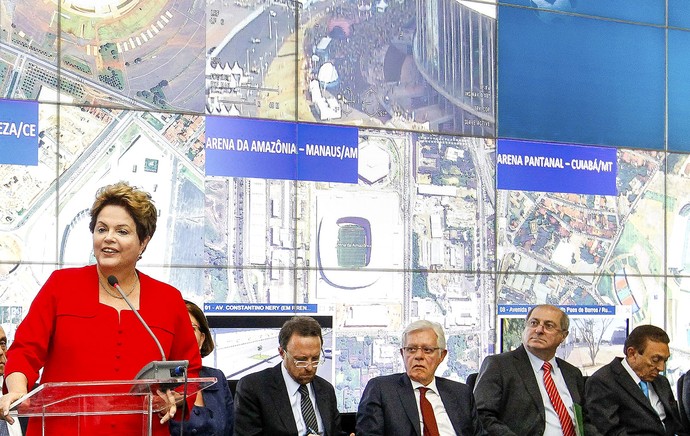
[{"xmin": 2, "ymin": 0, "xmax": 690, "ymax": 412}]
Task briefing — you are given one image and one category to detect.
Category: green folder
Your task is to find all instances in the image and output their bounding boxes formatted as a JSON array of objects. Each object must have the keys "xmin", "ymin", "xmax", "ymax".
[{"xmin": 573, "ymin": 402, "xmax": 585, "ymax": 436}]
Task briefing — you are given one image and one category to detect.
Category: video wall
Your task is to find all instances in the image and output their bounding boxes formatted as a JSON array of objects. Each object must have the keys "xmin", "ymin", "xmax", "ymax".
[{"xmin": 1, "ymin": 0, "xmax": 690, "ymax": 412}]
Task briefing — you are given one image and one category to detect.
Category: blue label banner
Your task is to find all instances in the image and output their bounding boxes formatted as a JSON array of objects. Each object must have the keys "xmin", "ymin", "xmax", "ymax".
[
  {"xmin": 0, "ymin": 99, "xmax": 39, "ymax": 165},
  {"xmin": 496, "ymin": 139, "xmax": 617, "ymax": 196},
  {"xmin": 498, "ymin": 304, "xmax": 617, "ymax": 316},
  {"xmin": 204, "ymin": 302, "xmax": 318, "ymax": 313},
  {"xmin": 296, "ymin": 122, "xmax": 359, "ymax": 183},
  {"xmin": 205, "ymin": 117, "xmax": 358, "ymax": 183}
]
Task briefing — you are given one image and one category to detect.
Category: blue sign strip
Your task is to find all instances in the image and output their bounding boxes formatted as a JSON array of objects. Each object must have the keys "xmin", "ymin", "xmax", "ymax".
[
  {"xmin": 498, "ymin": 304, "xmax": 617, "ymax": 316},
  {"xmin": 205, "ymin": 117, "xmax": 358, "ymax": 183},
  {"xmin": 496, "ymin": 139, "xmax": 617, "ymax": 195},
  {"xmin": 0, "ymin": 99, "xmax": 39, "ymax": 166},
  {"xmin": 296, "ymin": 122, "xmax": 358, "ymax": 183},
  {"xmin": 204, "ymin": 302, "xmax": 318, "ymax": 313}
]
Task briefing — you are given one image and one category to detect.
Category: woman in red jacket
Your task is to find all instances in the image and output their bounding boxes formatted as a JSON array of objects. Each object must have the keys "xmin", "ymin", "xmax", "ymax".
[{"xmin": 0, "ymin": 181, "xmax": 201, "ymax": 435}]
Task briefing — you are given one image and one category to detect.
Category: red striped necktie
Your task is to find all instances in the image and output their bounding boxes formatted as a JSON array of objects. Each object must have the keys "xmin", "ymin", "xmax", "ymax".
[{"xmin": 542, "ymin": 361, "xmax": 576, "ymax": 436}]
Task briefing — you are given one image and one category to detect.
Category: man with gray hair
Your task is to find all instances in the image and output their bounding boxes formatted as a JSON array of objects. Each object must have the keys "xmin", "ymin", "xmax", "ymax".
[{"xmin": 356, "ymin": 320, "xmax": 485, "ymax": 435}]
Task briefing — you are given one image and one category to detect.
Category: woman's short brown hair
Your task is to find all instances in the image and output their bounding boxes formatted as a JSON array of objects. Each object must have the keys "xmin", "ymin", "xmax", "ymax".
[
  {"xmin": 185, "ymin": 300, "xmax": 214, "ymax": 358},
  {"xmin": 89, "ymin": 181, "xmax": 157, "ymax": 243}
]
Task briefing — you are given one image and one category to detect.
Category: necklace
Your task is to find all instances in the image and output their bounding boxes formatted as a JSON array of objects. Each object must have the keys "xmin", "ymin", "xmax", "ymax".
[{"xmin": 98, "ymin": 273, "xmax": 139, "ymax": 299}]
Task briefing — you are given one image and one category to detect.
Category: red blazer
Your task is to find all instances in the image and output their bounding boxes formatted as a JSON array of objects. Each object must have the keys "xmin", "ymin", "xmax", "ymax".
[{"xmin": 5, "ymin": 265, "xmax": 201, "ymax": 436}]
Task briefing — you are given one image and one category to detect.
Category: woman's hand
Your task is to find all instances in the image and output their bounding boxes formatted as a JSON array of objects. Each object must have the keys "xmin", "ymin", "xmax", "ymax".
[
  {"xmin": 155, "ymin": 388, "xmax": 183, "ymax": 424},
  {"xmin": 0, "ymin": 391, "xmax": 26, "ymax": 425},
  {"xmin": 0, "ymin": 372, "xmax": 29, "ymax": 424}
]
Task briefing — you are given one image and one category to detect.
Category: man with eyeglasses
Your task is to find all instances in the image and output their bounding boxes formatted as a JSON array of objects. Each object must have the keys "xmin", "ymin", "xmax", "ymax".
[
  {"xmin": 233, "ymin": 316, "xmax": 349, "ymax": 436},
  {"xmin": 0, "ymin": 326, "xmax": 22, "ymax": 436},
  {"xmin": 473, "ymin": 304, "xmax": 597, "ymax": 436},
  {"xmin": 585, "ymin": 324, "xmax": 687, "ymax": 435},
  {"xmin": 356, "ymin": 320, "xmax": 485, "ymax": 435}
]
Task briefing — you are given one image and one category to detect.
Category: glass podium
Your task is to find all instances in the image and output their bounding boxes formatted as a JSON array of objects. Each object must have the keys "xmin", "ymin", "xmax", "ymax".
[{"xmin": 9, "ymin": 377, "xmax": 216, "ymax": 435}]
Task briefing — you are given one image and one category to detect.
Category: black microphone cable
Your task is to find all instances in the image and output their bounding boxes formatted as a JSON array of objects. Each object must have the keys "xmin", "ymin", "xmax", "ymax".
[{"xmin": 179, "ymin": 365, "xmax": 188, "ymax": 436}]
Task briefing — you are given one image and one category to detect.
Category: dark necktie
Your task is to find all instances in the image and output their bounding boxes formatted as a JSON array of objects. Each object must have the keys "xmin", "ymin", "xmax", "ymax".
[
  {"xmin": 542, "ymin": 361, "xmax": 576, "ymax": 436},
  {"xmin": 0, "ymin": 420, "xmax": 9, "ymax": 436},
  {"xmin": 418, "ymin": 387, "xmax": 440, "ymax": 436},
  {"xmin": 298, "ymin": 384, "xmax": 319, "ymax": 434}
]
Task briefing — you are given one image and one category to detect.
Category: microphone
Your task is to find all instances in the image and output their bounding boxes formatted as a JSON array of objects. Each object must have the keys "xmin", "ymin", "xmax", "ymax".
[{"xmin": 107, "ymin": 275, "xmax": 188, "ymax": 380}]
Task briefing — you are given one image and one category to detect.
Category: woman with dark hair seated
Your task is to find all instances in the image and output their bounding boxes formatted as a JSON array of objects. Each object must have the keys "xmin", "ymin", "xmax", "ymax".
[{"xmin": 170, "ymin": 300, "xmax": 233, "ymax": 436}]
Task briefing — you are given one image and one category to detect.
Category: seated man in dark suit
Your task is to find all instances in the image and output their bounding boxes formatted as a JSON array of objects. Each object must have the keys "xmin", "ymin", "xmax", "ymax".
[
  {"xmin": 474, "ymin": 304, "xmax": 595, "ymax": 436},
  {"xmin": 233, "ymin": 316, "xmax": 348, "ymax": 436},
  {"xmin": 585, "ymin": 324, "xmax": 688, "ymax": 435},
  {"xmin": 356, "ymin": 320, "xmax": 485, "ymax": 435}
]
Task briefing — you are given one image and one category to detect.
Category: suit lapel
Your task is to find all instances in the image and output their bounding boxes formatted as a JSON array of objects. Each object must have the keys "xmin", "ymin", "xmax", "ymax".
[
  {"xmin": 557, "ymin": 359, "xmax": 580, "ymax": 404},
  {"xmin": 610, "ymin": 358, "xmax": 656, "ymax": 412},
  {"xmin": 269, "ymin": 364, "xmax": 300, "ymax": 433},
  {"xmin": 398, "ymin": 374, "xmax": 423, "ymax": 436},
  {"xmin": 515, "ymin": 346, "xmax": 546, "ymax": 417},
  {"xmin": 313, "ymin": 378, "xmax": 332, "ymax": 433},
  {"xmin": 436, "ymin": 378, "xmax": 462, "ymax": 434},
  {"xmin": 650, "ymin": 377, "xmax": 676, "ymax": 420}
]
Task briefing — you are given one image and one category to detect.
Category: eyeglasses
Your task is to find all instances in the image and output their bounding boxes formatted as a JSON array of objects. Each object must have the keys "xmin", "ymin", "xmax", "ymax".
[
  {"xmin": 285, "ymin": 350, "xmax": 325, "ymax": 368},
  {"xmin": 401, "ymin": 346, "xmax": 442, "ymax": 355},
  {"xmin": 526, "ymin": 319, "xmax": 564, "ymax": 333},
  {"xmin": 0, "ymin": 339, "xmax": 7, "ymax": 351}
]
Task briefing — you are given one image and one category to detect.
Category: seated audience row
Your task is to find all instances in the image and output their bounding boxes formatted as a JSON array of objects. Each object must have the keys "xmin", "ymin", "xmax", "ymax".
[
  {"xmin": 5, "ymin": 304, "xmax": 688, "ymax": 436},
  {"xmin": 474, "ymin": 304, "xmax": 688, "ymax": 435},
  {"xmin": 230, "ymin": 311, "xmax": 690, "ymax": 435},
  {"xmin": 229, "ymin": 315, "xmax": 483, "ymax": 436}
]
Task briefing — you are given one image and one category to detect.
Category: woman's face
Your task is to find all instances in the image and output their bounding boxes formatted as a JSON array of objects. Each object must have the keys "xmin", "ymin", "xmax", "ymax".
[
  {"xmin": 93, "ymin": 204, "xmax": 149, "ymax": 272},
  {"xmin": 189, "ymin": 313, "xmax": 205, "ymax": 350}
]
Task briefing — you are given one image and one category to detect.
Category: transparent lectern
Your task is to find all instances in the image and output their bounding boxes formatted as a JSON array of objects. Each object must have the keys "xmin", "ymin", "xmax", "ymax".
[{"xmin": 9, "ymin": 377, "xmax": 216, "ymax": 436}]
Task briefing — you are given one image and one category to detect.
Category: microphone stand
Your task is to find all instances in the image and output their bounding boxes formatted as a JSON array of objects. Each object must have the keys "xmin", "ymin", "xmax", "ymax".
[
  {"xmin": 107, "ymin": 275, "xmax": 189, "ymax": 434},
  {"xmin": 108, "ymin": 275, "xmax": 188, "ymax": 381}
]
